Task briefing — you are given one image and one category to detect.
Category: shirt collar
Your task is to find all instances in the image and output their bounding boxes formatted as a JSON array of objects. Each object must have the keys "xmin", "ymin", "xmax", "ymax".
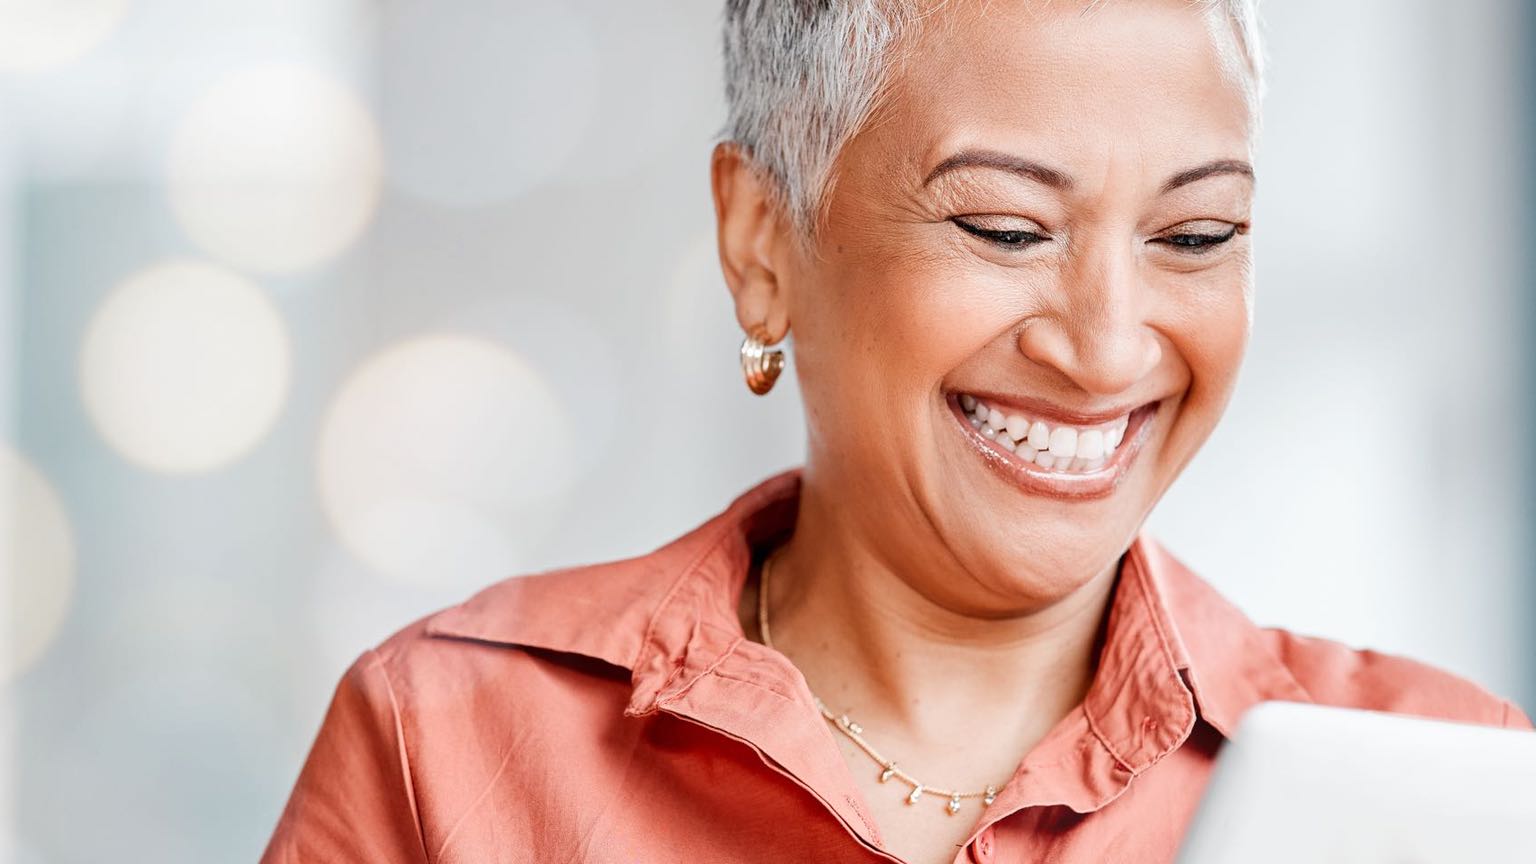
[
  {"xmin": 1129, "ymin": 530, "xmax": 1313, "ymax": 737},
  {"xmin": 422, "ymin": 468, "xmax": 799, "ymax": 692},
  {"xmin": 425, "ymin": 467, "xmax": 1311, "ymax": 810}
]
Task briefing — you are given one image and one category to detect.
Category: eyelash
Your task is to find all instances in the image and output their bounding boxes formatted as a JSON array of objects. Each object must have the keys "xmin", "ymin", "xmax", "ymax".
[
  {"xmin": 952, "ymin": 218, "xmax": 1049, "ymax": 249},
  {"xmin": 951, "ymin": 218, "xmax": 1242, "ymax": 255},
  {"xmin": 1152, "ymin": 226, "xmax": 1241, "ymax": 254}
]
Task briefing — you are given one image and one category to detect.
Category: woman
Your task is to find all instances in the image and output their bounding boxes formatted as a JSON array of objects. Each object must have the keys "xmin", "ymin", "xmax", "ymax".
[{"xmin": 262, "ymin": 2, "xmax": 1530, "ymax": 863}]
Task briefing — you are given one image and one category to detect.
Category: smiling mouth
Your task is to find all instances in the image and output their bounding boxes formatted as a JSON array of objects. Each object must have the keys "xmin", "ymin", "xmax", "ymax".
[{"xmin": 948, "ymin": 392, "xmax": 1159, "ymax": 497}]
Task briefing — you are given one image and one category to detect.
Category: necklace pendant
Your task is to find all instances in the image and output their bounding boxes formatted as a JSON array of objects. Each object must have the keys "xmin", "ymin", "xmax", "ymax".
[
  {"xmin": 946, "ymin": 794, "xmax": 962, "ymax": 815},
  {"xmin": 984, "ymin": 785, "xmax": 998, "ymax": 806},
  {"xmin": 879, "ymin": 762, "xmax": 896, "ymax": 784},
  {"xmin": 906, "ymin": 784, "xmax": 924, "ymax": 805}
]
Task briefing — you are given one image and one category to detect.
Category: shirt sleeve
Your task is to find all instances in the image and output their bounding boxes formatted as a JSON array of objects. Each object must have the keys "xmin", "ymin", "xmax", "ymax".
[
  {"xmin": 1501, "ymin": 699, "xmax": 1534, "ymax": 731},
  {"xmin": 260, "ymin": 649, "xmax": 431, "ymax": 864}
]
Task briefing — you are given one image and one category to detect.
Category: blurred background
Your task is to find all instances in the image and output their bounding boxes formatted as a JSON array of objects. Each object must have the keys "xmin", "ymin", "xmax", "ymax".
[{"xmin": 1, "ymin": 0, "xmax": 1532, "ymax": 861}]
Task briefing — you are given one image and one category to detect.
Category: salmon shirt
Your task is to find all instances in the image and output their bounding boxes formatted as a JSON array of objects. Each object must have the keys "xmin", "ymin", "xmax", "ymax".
[{"xmin": 261, "ymin": 469, "xmax": 1532, "ymax": 863}]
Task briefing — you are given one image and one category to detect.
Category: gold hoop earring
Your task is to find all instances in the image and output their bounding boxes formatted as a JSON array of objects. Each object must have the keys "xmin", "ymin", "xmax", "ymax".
[{"xmin": 740, "ymin": 325, "xmax": 786, "ymax": 395}]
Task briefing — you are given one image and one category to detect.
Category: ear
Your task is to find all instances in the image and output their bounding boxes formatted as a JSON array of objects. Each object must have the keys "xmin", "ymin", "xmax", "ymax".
[{"xmin": 711, "ymin": 141, "xmax": 793, "ymax": 343}]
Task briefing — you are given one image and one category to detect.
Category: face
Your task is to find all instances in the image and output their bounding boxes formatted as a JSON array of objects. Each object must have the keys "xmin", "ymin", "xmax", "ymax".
[{"xmin": 725, "ymin": 0, "xmax": 1256, "ymax": 615}]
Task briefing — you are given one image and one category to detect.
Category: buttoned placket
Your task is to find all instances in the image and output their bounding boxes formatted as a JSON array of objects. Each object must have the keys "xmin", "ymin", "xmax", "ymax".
[
  {"xmin": 626, "ymin": 587, "xmax": 1093, "ymax": 860},
  {"xmin": 615, "ymin": 472, "xmax": 1221, "ymax": 864},
  {"xmin": 631, "ymin": 635, "xmax": 907, "ymax": 862}
]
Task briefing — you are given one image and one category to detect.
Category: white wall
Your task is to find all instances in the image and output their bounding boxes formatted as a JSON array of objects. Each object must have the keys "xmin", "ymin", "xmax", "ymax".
[{"xmin": 1148, "ymin": 0, "xmax": 1533, "ymax": 704}]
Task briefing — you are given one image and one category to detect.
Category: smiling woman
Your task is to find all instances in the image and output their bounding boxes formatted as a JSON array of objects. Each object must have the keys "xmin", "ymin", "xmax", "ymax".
[{"xmin": 260, "ymin": 3, "xmax": 1530, "ymax": 864}]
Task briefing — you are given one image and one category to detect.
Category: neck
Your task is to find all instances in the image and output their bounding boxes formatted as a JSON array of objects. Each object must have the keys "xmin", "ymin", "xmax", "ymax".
[{"xmin": 754, "ymin": 476, "xmax": 1120, "ymax": 750}]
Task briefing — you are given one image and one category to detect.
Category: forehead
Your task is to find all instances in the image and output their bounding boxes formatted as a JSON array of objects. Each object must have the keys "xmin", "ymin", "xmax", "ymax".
[{"xmin": 878, "ymin": 0, "xmax": 1255, "ymax": 180}]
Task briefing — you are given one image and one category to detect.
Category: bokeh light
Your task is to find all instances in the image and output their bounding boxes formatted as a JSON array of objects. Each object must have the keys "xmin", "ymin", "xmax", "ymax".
[
  {"xmin": 317, "ymin": 334, "xmax": 576, "ymax": 587},
  {"xmin": 1, "ymin": 446, "xmax": 76, "ymax": 682},
  {"xmin": 378, "ymin": 0, "xmax": 599, "ymax": 206},
  {"xmin": 0, "ymin": 0, "xmax": 129, "ymax": 73},
  {"xmin": 167, "ymin": 63, "xmax": 383, "ymax": 274},
  {"xmin": 80, "ymin": 260, "xmax": 290, "ymax": 473}
]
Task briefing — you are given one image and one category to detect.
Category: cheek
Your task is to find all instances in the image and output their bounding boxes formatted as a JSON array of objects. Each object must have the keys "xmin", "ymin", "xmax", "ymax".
[
  {"xmin": 793, "ymin": 245, "xmax": 1005, "ymax": 398},
  {"xmin": 1165, "ymin": 264, "xmax": 1252, "ymax": 417}
]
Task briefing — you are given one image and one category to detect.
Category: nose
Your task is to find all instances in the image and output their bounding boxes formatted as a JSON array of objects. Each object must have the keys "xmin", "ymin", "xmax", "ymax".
[{"xmin": 1015, "ymin": 241, "xmax": 1161, "ymax": 396}]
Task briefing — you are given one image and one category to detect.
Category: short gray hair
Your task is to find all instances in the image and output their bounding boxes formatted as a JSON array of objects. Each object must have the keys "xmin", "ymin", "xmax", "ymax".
[{"xmin": 720, "ymin": 0, "xmax": 1265, "ymax": 241}]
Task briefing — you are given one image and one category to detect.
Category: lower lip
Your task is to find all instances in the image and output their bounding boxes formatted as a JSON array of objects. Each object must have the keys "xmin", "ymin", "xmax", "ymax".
[{"xmin": 946, "ymin": 395, "xmax": 1158, "ymax": 501}]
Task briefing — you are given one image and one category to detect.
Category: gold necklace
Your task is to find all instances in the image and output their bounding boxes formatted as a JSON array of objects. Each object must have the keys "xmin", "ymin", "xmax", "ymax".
[{"xmin": 756, "ymin": 550, "xmax": 1001, "ymax": 816}]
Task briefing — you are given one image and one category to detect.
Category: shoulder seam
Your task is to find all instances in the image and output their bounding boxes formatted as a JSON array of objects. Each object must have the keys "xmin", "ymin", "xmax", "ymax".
[
  {"xmin": 1255, "ymin": 629, "xmax": 1318, "ymax": 704},
  {"xmin": 364, "ymin": 648, "xmax": 433, "ymax": 864}
]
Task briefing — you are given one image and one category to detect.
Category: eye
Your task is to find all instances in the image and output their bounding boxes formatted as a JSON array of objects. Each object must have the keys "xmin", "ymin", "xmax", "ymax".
[
  {"xmin": 952, "ymin": 217, "xmax": 1050, "ymax": 250},
  {"xmin": 1150, "ymin": 223, "xmax": 1242, "ymax": 254}
]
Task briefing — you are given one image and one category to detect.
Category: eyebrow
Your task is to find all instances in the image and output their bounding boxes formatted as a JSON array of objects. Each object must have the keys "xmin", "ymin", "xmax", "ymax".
[
  {"xmin": 922, "ymin": 149, "xmax": 1073, "ymax": 190},
  {"xmin": 921, "ymin": 148, "xmax": 1256, "ymax": 195},
  {"xmin": 1160, "ymin": 159, "xmax": 1255, "ymax": 194}
]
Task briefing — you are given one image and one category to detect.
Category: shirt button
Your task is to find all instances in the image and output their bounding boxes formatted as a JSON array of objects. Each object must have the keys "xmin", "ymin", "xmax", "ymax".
[{"xmin": 968, "ymin": 826, "xmax": 996, "ymax": 864}]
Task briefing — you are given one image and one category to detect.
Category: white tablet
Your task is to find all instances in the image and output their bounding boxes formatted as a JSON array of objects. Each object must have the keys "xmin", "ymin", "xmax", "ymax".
[{"xmin": 1174, "ymin": 700, "xmax": 1536, "ymax": 863}]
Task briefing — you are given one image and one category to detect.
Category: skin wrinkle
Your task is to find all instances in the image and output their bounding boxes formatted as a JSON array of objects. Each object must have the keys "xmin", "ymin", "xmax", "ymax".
[
  {"xmin": 713, "ymin": 1, "xmax": 1255, "ymax": 861},
  {"xmin": 795, "ymin": 0, "xmax": 1260, "ymax": 244}
]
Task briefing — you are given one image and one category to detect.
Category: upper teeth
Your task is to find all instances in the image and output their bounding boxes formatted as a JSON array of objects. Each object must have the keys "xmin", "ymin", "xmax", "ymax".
[{"xmin": 958, "ymin": 393, "xmax": 1129, "ymax": 474}]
